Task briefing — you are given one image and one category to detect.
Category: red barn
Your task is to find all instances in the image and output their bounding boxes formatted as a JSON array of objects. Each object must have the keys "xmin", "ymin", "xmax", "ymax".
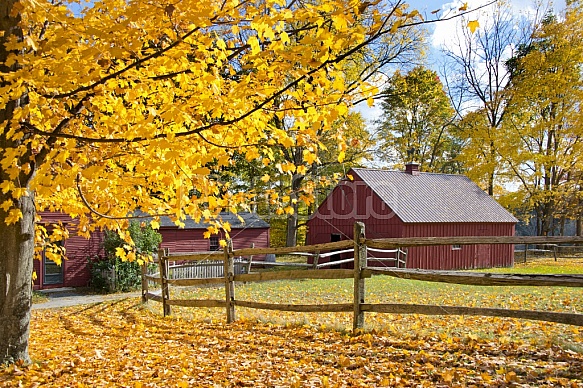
[
  {"xmin": 34, "ymin": 211, "xmax": 270, "ymax": 289},
  {"xmin": 306, "ymin": 165, "xmax": 517, "ymax": 270}
]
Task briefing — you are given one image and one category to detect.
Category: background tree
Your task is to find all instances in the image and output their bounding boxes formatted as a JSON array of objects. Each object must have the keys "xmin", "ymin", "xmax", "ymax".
[
  {"xmin": 220, "ymin": 111, "xmax": 373, "ymax": 247},
  {"xmin": 217, "ymin": 0, "xmax": 426, "ymax": 247},
  {"xmin": 441, "ymin": 1, "xmax": 537, "ymax": 194},
  {"xmin": 278, "ymin": 111, "xmax": 374, "ymax": 246},
  {"xmin": 375, "ymin": 66, "xmax": 458, "ymax": 172},
  {"xmin": 500, "ymin": 3, "xmax": 583, "ymax": 236},
  {"xmin": 1, "ymin": 0, "xmax": 456, "ymax": 363}
]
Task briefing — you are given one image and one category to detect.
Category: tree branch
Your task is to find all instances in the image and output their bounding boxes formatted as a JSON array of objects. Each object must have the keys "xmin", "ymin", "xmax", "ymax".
[{"xmin": 76, "ymin": 172, "xmax": 171, "ymax": 221}]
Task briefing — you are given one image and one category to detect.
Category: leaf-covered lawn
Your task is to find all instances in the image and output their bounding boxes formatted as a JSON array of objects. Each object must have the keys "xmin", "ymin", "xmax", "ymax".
[{"xmin": 2, "ymin": 258, "xmax": 583, "ymax": 387}]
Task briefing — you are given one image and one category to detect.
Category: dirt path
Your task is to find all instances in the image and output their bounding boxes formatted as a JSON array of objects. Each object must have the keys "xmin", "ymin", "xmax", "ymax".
[{"xmin": 32, "ymin": 289, "xmax": 142, "ymax": 310}]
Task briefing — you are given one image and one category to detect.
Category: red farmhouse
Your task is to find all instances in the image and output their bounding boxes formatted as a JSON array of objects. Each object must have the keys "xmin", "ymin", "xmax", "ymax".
[
  {"xmin": 306, "ymin": 165, "xmax": 517, "ymax": 270},
  {"xmin": 34, "ymin": 212, "xmax": 105, "ymax": 290},
  {"xmin": 34, "ymin": 211, "xmax": 270, "ymax": 290}
]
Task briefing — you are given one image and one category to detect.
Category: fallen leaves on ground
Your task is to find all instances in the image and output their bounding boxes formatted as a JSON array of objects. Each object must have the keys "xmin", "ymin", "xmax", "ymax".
[{"xmin": 1, "ymin": 297, "xmax": 583, "ymax": 387}]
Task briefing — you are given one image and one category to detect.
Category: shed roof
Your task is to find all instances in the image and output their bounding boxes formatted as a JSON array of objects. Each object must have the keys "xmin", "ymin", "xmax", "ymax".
[
  {"xmin": 133, "ymin": 211, "xmax": 270, "ymax": 229},
  {"xmin": 350, "ymin": 168, "xmax": 517, "ymax": 223}
]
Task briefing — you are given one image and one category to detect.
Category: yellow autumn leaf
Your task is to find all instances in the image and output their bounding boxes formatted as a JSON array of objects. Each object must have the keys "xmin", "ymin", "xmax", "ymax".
[
  {"xmin": 467, "ymin": 20, "xmax": 479, "ymax": 33},
  {"xmin": 115, "ymin": 247, "xmax": 127, "ymax": 260},
  {"xmin": 5, "ymin": 208, "xmax": 22, "ymax": 225},
  {"xmin": 248, "ymin": 36, "xmax": 261, "ymax": 55},
  {"xmin": 303, "ymin": 150, "xmax": 318, "ymax": 164}
]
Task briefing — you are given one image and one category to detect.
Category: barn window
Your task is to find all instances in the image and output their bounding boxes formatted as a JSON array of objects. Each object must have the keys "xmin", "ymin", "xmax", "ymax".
[
  {"xmin": 452, "ymin": 245, "xmax": 462, "ymax": 250},
  {"xmin": 209, "ymin": 236, "xmax": 220, "ymax": 251}
]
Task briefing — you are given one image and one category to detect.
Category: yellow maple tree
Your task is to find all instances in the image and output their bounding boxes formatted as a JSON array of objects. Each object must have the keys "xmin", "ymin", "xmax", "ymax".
[{"xmin": 0, "ymin": 0, "xmax": 482, "ymax": 365}]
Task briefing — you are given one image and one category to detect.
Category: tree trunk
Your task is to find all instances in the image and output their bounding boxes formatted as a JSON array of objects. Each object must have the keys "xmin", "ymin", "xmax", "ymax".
[
  {"xmin": 0, "ymin": 195, "xmax": 35, "ymax": 365},
  {"xmin": 487, "ymin": 140, "xmax": 495, "ymax": 196},
  {"xmin": 285, "ymin": 173, "xmax": 303, "ymax": 247},
  {"xmin": 1, "ymin": 0, "xmax": 35, "ymax": 365},
  {"xmin": 285, "ymin": 207, "xmax": 298, "ymax": 247}
]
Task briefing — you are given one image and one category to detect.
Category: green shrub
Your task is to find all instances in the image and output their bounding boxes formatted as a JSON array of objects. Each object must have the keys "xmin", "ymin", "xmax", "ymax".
[
  {"xmin": 88, "ymin": 257, "xmax": 113, "ymax": 293},
  {"xmin": 89, "ymin": 221, "xmax": 162, "ymax": 292}
]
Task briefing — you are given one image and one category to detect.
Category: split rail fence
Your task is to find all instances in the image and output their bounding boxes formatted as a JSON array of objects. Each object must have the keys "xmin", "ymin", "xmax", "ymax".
[{"xmin": 142, "ymin": 223, "xmax": 583, "ymax": 329}]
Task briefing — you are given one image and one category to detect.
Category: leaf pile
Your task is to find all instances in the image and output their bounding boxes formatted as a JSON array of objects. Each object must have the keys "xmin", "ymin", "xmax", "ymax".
[{"xmin": 2, "ymin": 297, "xmax": 583, "ymax": 387}]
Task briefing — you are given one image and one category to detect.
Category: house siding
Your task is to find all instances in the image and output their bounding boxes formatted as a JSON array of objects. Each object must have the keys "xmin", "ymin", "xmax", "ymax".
[
  {"xmin": 160, "ymin": 228, "xmax": 269, "ymax": 260},
  {"xmin": 307, "ymin": 175, "xmax": 404, "ymax": 267},
  {"xmin": 35, "ymin": 212, "xmax": 105, "ymax": 289}
]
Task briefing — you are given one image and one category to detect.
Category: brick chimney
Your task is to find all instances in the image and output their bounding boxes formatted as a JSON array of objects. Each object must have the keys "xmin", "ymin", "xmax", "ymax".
[{"xmin": 404, "ymin": 162, "xmax": 420, "ymax": 176}]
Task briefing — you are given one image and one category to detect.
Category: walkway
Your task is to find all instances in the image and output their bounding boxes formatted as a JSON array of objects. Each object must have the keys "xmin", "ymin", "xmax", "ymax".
[{"xmin": 32, "ymin": 288, "xmax": 141, "ymax": 310}]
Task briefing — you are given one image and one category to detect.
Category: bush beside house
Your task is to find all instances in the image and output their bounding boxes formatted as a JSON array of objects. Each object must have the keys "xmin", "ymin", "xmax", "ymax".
[{"xmin": 89, "ymin": 222, "xmax": 162, "ymax": 292}]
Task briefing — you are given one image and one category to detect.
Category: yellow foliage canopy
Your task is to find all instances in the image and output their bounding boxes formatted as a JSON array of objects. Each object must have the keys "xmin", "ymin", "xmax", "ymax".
[{"xmin": 0, "ymin": 0, "xmax": 426, "ymax": 257}]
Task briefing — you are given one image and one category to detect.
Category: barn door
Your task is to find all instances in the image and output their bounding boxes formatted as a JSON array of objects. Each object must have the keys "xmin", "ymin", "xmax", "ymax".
[
  {"xmin": 330, "ymin": 234, "xmax": 342, "ymax": 268},
  {"xmin": 475, "ymin": 227, "xmax": 490, "ymax": 268}
]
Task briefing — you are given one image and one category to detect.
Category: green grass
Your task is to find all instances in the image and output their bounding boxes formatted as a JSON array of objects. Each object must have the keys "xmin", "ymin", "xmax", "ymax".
[
  {"xmin": 32, "ymin": 291, "xmax": 49, "ymax": 304},
  {"xmin": 478, "ymin": 256, "xmax": 583, "ymax": 274}
]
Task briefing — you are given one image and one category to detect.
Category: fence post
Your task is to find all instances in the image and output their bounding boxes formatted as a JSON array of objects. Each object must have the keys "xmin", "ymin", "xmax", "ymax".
[
  {"xmin": 353, "ymin": 222, "xmax": 366, "ymax": 331},
  {"xmin": 396, "ymin": 248, "xmax": 400, "ymax": 269},
  {"xmin": 224, "ymin": 239, "xmax": 236, "ymax": 323},
  {"xmin": 159, "ymin": 248, "xmax": 171, "ymax": 317},
  {"xmin": 246, "ymin": 243, "xmax": 254, "ymax": 274},
  {"xmin": 312, "ymin": 251, "xmax": 320, "ymax": 270},
  {"xmin": 553, "ymin": 245, "xmax": 557, "ymax": 261}
]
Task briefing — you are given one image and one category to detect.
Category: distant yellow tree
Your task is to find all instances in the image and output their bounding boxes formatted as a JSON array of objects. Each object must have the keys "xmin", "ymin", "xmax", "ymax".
[
  {"xmin": 442, "ymin": 1, "xmax": 534, "ymax": 195},
  {"xmin": 502, "ymin": 3, "xmax": 583, "ymax": 235},
  {"xmin": 455, "ymin": 108, "xmax": 506, "ymax": 191}
]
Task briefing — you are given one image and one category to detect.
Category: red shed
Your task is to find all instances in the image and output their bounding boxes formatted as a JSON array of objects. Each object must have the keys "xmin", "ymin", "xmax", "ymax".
[
  {"xmin": 306, "ymin": 165, "xmax": 517, "ymax": 270},
  {"xmin": 34, "ymin": 211, "xmax": 270, "ymax": 289},
  {"xmin": 156, "ymin": 212, "xmax": 270, "ymax": 257}
]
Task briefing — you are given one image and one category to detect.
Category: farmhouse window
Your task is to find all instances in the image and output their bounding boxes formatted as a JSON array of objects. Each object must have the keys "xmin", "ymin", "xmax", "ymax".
[
  {"xmin": 452, "ymin": 245, "xmax": 462, "ymax": 250},
  {"xmin": 43, "ymin": 241, "xmax": 64, "ymax": 285},
  {"xmin": 209, "ymin": 236, "xmax": 220, "ymax": 251}
]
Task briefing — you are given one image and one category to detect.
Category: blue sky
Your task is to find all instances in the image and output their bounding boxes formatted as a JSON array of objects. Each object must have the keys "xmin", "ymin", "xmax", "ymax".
[{"xmin": 356, "ymin": 0, "xmax": 567, "ymax": 124}]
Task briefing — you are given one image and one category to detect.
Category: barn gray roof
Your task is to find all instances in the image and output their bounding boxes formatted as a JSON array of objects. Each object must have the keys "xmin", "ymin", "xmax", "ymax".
[
  {"xmin": 133, "ymin": 211, "xmax": 270, "ymax": 229},
  {"xmin": 351, "ymin": 168, "xmax": 517, "ymax": 223}
]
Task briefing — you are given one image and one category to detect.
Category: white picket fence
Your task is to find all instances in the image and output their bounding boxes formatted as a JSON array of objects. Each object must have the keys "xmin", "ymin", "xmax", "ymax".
[
  {"xmin": 168, "ymin": 258, "xmax": 247, "ymax": 279},
  {"xmin": 148, "ymin": 258, "xmax": 247, "ymax": 281}
]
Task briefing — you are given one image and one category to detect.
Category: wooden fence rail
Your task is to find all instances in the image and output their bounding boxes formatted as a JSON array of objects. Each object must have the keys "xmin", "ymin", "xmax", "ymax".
[{"xmin": 142, "ymin": 224, "xmax": 583, "ymax": 330}]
